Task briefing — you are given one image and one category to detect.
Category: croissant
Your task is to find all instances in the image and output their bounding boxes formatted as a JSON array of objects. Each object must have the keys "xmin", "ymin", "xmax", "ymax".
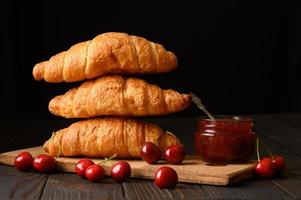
[
  {"xmin": 33, "ymin": 32, "xmax": 177, "ymax": 83},
  {"xmin": 49, "ymin": 75, "xmax": 191, "ymax": 118},
  {"xmin": 43, "ymin": 118, "xmax": 180, "ymax": 158}
]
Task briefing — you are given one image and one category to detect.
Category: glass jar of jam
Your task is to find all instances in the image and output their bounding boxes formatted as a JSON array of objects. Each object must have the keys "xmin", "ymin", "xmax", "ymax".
[{"xmin": 195, "ymin": 116, "xmax": 256, "ymax": 163}]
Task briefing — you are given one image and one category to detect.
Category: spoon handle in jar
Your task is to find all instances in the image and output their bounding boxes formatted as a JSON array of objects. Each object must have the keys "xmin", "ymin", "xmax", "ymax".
[{"xmin": 190, "ymin": 93, "xmax": 215, "ymax": 120}]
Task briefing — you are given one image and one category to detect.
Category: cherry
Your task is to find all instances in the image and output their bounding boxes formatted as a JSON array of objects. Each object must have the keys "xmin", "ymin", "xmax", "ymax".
[
  {"xmin": 111, "ymin": 161, "xmax": 131, "ymax": 182},
  {"xmin": 154, "ymin": 166, "xmax": 178, "ymax": 188},
  {"xmin": 272, "ymin": 156, "xmax": 285, "ymax": 175},
  {"xmin": 255, "ymin": 157, "xmax": 276, "ymax": 178},
  {"xmin": 33, "ymin": 154, "xmax": 56, "ymax": 173},
  {"xmin": 141, "ymin": 142, "xmax": 162, "ymax": 164},
  {"xmin": 85, "ymin": 164, "xmax": 105, "ymax": 182},
  {"xmin": 164, "ymin": 145, "xmax": 185, "ymax": 164},
  {"xmin": 255, "ymin": 138, "xmax": 286, "ymax": 178},
  {"xmin": 14, "ymin": 152, "xmax": 34, "ymax": 171},
  {"xmin": 75, "ymin": 159, "xmax": 95, "ymax": 178}
]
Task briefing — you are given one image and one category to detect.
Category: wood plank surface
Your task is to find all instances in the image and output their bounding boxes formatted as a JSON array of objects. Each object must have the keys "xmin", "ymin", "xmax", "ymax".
[
  {"xmin": 253, "ymin": 114, "xmax": 301, "ymax": 200},
  {"xmin": 275, "ymin": 113, "xmax": 301, "ymax": 129},
  {"xmin": 41, "ymin": 174, "xmax": 125, "ymax": 200},
  {"xmin": 0, "ymin": 165, "xmax": 48, "ymax": 199},
  {"xmin": 200, "ymin": 179, "xmax": 291, "ymax": 200},
  {"xmin": 257, "ymin": 134, "xmax": 301, "ymax": 199},
  {"xmin": 1, "ymin": 163, "xmax": 295, "ymax": 200},
  {"xmin": 1, "ymin": 114, "xmax": 301, "ymax": 199},
  {"xmin": 253, "ymin": 114, "xmax": 301, "ymax": 157},
  {"xmin": 122, "ymin": 179, "xmax": 209, "ymax": 200},
  {"xmin": 0, "ymin": 147, "xmax": 256, "ymax": 186}
]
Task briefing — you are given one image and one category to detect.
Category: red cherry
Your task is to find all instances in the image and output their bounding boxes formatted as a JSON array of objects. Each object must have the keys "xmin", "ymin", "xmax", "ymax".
[
  {"xmin": 255, "ymin": 157, "xmax": 277, "ymax": 178},
  {"xmin": 14, "ymin": 152, "xmax": 34, "ymax": 171},
  {"xmin": 75, "ymin": 159, "xmax": 95, "ymax": 178},
  {"xmin": 33, "ymin": 154, "xmax": 56, "ymax": 173},
  {"xmin": 141, "ymin": 142, "xmax": 162, "ymax": 164},
  {"xmin": 272, "ymin": 156, "xmax": 285, "ymax": 175},
  {"xmin": 164, "ymin": 145, "xmax": 186, "ymax": 164},
  {"xmin": 154, "ymin": 166, "xmax": 178, "ymax": 188},
  {"xmin": 111, "ymin": 161, "xmax": 131, "ymax": 182},
  {"xmin": 85, "ymin": 164, "xmax": 105, "ymax": 182}
]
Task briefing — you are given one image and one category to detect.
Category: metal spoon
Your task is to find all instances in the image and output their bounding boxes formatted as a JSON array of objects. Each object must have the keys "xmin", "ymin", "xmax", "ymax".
[{"xmin": 190, "ymin": 92, "xmax": 215, "ymax": 120}]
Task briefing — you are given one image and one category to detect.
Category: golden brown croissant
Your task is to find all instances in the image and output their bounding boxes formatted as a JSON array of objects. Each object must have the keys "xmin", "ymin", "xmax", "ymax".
[
  {"xmin": 43, "ymin": 117, "xmax": 180, "ymax": 158},
  {"xmin": 33, "ymin": 32, "xmax": 177, "ymax": 83},
  {"xmin": 49, "ymin": 75, "xmax": 191, "ymax": 118}
]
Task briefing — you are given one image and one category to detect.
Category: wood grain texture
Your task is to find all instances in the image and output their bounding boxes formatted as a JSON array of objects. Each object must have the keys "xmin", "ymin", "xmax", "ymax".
[
  {"xmin": 256, "ymin": 136, "xmax": 301, "ymax": 200},
  {"xmin": 200, "ymin": 179, "xmax": 291, "ymax": 200},
  {"xmin": 275, "ymin": 113, "xmax": 301, "ymax": 129},
  {"xmin": 253, "ymin": 114, "xmax": 301, "ymax": 157},
  {"xmin": 1, "ymin": 114, "xmax": 301, "ymax": 199},
  {"xmin": 0, "ymin": 165, "xmax": 48, "ymax": 199},
  {"xmin": 41, "ymin": 173, "xmax": 124, "ymax": 200},
  {"xmin": 270, "ymin": 173, "xmax": 301, "ymax": 200},
  {"xmin": 0, "ymin": 146, "xmax": 256, "ymax": 186},
  {"xmin": 123, "ymin": 179, "xmax": 210, "ymax": 200},
  {"xmin": 254, "ymin": 114, "xmax": 301, "ymax": 199}
]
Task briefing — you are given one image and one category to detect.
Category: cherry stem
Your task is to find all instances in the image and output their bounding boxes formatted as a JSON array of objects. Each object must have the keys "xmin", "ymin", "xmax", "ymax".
[
  {"xmin": 166, "ymin": 131, "xmax": 176, "ymax": 137},
  {"xmin": 166, "ymin": 131, "xmax": 179, "ymax": 144},
  {"xmin": 52, "ymin": 132, "xmax": 62, "ymax": 159},
  {"xmin": 43, "ymin": 132, "xmax": 62, "ymax": 160},
  {"xmin": 190, "ymin": 93, "xmax": 215, "ymax": 120},
  {"xmin": 257, "ymin": 137, "xmax": 274, "ymax": 159},
  {"xmin": 34, "ymin": 150, "xmax": 44, "ymax": 158},
  {"xmin": 97, "ymin": 154, "xmax": 117, "ymax": 166},
  {"xmin": 256, "ymin": 138, "xmax": 260, "ymax": 162}
]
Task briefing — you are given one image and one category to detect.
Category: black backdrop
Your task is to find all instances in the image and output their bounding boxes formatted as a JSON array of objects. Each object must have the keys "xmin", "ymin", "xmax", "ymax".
[{"xmin": 1, "ymin": 0, "xmax": 301, "ymax": 120}]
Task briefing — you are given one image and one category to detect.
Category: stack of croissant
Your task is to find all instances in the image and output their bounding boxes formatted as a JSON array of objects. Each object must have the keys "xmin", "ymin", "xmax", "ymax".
[{"xmin": 33, "ymin": 32, "xmax": 191, "ymax": 159}]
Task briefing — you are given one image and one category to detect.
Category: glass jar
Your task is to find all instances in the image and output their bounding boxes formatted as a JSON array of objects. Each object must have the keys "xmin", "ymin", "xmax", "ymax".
[{"xmin": 195, "ymin": 116, "xmax": 256, "ymax": 163}]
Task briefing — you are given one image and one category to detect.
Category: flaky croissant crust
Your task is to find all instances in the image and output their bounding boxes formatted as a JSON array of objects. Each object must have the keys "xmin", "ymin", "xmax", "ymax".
[
  {"xmin": 43, "ymin": 117, "xmax": 180, "ymax": 158},
  {"xmin": 33, "ymin": 32, "xmax": 177, "ymax": 83},
  {"xmin": 49, "ymin": 75, "xmax": 191, "ymax": 118}
]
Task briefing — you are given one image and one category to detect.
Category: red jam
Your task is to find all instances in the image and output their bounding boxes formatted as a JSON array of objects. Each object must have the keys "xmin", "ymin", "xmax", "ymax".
[{"xmin": 195, "ymin": 117, "xmax": 256, "ymax": 163}]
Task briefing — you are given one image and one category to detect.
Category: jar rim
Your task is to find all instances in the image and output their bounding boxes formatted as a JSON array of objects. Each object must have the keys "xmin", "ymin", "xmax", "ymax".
[{"xmin": 197, "ymin": 115, "xmax": 252, "ymax": 122}]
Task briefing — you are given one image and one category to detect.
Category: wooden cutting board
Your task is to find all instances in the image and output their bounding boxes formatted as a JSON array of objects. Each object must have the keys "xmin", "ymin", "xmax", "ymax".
[{"xmin": 0, "ymin": 146, "xmax": 256, "ymax": 186}]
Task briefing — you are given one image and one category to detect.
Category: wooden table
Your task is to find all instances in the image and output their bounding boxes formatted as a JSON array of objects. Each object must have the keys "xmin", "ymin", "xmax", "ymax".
[{"xmin": 0, "ymin": 113, "xmax": 301, "ymax": 199}]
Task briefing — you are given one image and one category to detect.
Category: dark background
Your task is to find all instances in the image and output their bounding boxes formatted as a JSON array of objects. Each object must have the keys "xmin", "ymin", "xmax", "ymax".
[{"xmin": 1, "ymin": 0, "xmax": 301, "ymax": 152}]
